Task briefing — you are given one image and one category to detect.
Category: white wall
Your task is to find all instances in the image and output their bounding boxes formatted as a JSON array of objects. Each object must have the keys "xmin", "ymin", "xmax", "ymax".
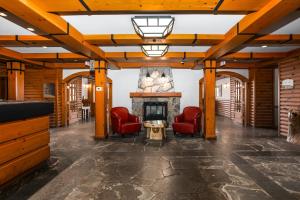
[
  {"xmin": 63, "ymin": 69, "xmax": 89, "ymax": 79},
  {"xmin": 108, "ymin": 69, "xmax": 203, "ymax": 112},
  {"xmin": 172, "ymin": 69, "xmax": 203, "ymax": 112},
  {"xmin": 64, "ymin": 68, "xmax": 249, "ymax": 113},
  {"xmin": 108, "ymin": 69, "xmax": 140, "ymax": 112},
  {"xmin": 217, "ymin": 69, "xmax": 249, "ymax": 79},
  {"xmin": 216, "ymin": 78, "xmax": 230, "ymax": 100}
]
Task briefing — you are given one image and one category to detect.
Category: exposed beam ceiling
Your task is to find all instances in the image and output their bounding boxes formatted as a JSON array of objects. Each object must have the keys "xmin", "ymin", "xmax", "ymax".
[
  {"xmin": 0, "ymin": 47, "xmax": 53, "ymax": 67},
  {"xmin": 0, "ymin": 0, "xmax": 106, "ymax": 60},
  {"xmin": 205, "ymin": 0, "xmax": 300, "ymax": 60},
  {"xmin": 26, "ymin": 0, "xmax": 272, "ymax": 15},
  {"xmin": 1, "ymin": 34, "xmax": 300, "ymax": 47},
  {"xmin": 21, "ymin": 52, "xmax": 287, "ymax": 63}
]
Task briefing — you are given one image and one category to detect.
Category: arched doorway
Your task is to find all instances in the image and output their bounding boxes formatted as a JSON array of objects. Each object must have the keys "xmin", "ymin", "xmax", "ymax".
[
  {"xmin": 63, "ymin": 72, "xmax": 94, "ymax": 125},
  {"xmin": 62, "ymin": 71, "xmax": 113, "ymax": 132},
  {"xmin": 199, "ymin": 71, "xmax": 249, "ymax": 126}
]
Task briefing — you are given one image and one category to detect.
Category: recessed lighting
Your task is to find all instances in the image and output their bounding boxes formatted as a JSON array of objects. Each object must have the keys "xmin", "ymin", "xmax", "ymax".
[
  {"xmin": 42, "ymin": 46, "xmax": 47, "ymax": 48},
  {"xmin": 0, "ymin": 12, "xmax": 7, "ymax": 17},
  {"xmin": 27, "ymin": 27, "xmax": 35, "ymax": 32},
  {"xmin": 74, "ymin": 59, "xmax": 78, "ymax": 62},
  {"xmin": 261, "ymin": 45, "xmax": 268, "ymax": 48}
]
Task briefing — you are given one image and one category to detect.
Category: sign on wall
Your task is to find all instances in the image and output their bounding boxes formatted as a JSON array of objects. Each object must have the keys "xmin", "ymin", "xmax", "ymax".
[
  {"xmin": 96, "ymin": 86, "xmax": 103, "ymax": 92},
  {"xmin": 282, "ymin": 79, "xmax": 294, "ymax": 89}
]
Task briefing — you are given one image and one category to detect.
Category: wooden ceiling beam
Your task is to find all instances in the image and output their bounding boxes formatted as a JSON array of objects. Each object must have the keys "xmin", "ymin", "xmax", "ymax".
[
  {"xmin": 1, "ymin": 34, "xmax": 300, "ymax": 47},
  {"xmin": 27, "ymin": 0, "xmax": 272, "ymax": 15},
  {"xmin": 0, "ymin": 47, "xmax": 53, "ymax": 67},
  {"xmin": 205, "ymin": 0, "xmax": 300, "ymax": 60},
  {"xmin": 47, "ymin": 63, "xmax": 89, "ymax": 69},
  {"xmin": 0, "ymin": 0, "xmax": 106, "ymax": 60},
  {"xmin": 21, "ymin": 52, "xmax": 287, "ymax": 63},
  {"xmin": 116, "ymin": 62, "xmax": 195, "ymax": 69}
]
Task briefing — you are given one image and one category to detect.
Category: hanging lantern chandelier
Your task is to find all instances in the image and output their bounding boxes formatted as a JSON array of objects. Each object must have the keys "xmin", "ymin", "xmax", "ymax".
[
  {"xmin": 141, "ymin": 45, "xmax": 169, "ymax": 57},
  {"xmin": 132, "ymin": 16, "xmax": 175, "ymax": 38}
]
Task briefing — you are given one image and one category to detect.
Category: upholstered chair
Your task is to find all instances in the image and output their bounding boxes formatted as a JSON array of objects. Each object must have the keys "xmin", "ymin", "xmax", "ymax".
[
  {"xmin": 172, "ymin": 106, "xmax": 201, "ymax": 136},
  {"xmin": 111, "ymin": 107, "xmax": 141, "ymax": 136}
]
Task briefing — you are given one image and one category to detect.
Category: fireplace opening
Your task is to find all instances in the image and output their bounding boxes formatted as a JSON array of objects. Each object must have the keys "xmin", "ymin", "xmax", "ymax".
[{"xmin": 143, "ymin": 102, "xmax": 168, "ymax": 122}]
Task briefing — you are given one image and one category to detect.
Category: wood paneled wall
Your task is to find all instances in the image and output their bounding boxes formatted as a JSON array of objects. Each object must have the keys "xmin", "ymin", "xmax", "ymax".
[
  {"xmin": 248, "ymin": 68, "xmax": 274, "ymax": 128},
  {"xmin": 216, "ymin": 100, "xmax": 230, "ymax": 118},
  {"xmin": 24, "ymin": 68, "xmax": 63, "ymax": 127},
  {"xmin": 279, "ymin": 58, "xmax": 300, "ymax": 136},
  {"xmin": 0, "ymin": 116, "xmax": 50, "ymax": 185}
]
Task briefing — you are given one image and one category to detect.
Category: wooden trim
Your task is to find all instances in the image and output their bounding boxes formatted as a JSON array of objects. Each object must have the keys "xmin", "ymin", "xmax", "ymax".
[{"xmin": 130, "ymin": 92, "xmax": 182, "ymax": 98}]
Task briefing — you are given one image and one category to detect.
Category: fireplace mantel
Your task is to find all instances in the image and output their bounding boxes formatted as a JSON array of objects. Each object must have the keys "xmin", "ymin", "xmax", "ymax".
[{"xmin": 130, "ymin": 92, "xmax": 182, "ymax": 98}]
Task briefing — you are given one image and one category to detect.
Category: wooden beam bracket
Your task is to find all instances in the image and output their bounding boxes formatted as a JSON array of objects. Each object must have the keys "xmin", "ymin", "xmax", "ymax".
[
  {"xmin": 111, "ymin": 34, "xmax": 117, "ymax": 45},
  {"xmin": 78, "ymin": 0, "xmax": 92, "ymax": 12},
  {"xmin": 124, "ymin": 52, "xmax": 128, "ymax": 60},
  {"xmin": 213, "ymin": 0, "xmax": 224, "ymax": 14},
  {"xmin": 15, "ymin": 35, "xmax": 28, "ymax": 45},
  {"xmin": 192, "ymin": 34, "xmax": 198, "ymax": 45}
]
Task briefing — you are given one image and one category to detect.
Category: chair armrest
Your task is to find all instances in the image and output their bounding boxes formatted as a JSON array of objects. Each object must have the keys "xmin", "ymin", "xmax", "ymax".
[
  {"xmin": 174, "ymin": 114, "xmax": 184, "ymax": 123},
  {"xmin": 128, "ymin": 114, "xmax": 140, "ymax": 123},
  {"xmin": 111, "ymin": 113, "xmax": 122, "ymax": 133}
]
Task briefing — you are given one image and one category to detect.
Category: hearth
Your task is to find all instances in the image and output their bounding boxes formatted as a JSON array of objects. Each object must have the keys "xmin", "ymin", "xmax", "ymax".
[{"xmin": 143, "ymin": 102, "xmax": 168, "ymax": 122}]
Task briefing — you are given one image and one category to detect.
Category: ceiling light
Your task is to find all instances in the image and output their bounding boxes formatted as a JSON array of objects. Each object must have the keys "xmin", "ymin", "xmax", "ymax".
[
  {"xmin": 0, "ymin": 12, "xmax": 7, "ymax": 17},
  {"xmin": 42, "ymin": 46, "xmax": 47, "ymax": 48},
  {"xmin": 132, "ymin": 16, "xmax": 174, "ymax": 38},
  {"xmin": 141, "ymin": 45, "xmax": 168, "ymax": 57},
  {"xmin": 261, "ymin": 45, "xmax": 268, "ymax": 48},
  {"xmin": 27, "ymin": 27, "xmax": 35, "ymax": 32}
]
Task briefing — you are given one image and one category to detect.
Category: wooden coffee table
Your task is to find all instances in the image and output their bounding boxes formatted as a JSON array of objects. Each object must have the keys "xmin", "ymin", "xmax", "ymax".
[{"xmin": 143, "ymin": 120, "xmax": 167, "ymax": 145}]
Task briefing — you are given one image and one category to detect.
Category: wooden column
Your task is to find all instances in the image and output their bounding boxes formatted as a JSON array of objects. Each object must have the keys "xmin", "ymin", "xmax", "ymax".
[
  {"xmin": 94, "ymin": 60, "xmax": 107, "ymax": 139},
  {"xmin": 204, "ymin": 60, "xmax": 216, "ymax": 139},
  {"xmin": 7, "ymin": 62, "xmax": 25, "ymax": 101}
]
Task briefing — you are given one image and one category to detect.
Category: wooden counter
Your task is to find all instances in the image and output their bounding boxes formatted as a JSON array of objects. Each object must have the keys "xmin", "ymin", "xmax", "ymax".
[{"xmin": 0, "ymin": 102, "xmax": 53, "ymax": 186}]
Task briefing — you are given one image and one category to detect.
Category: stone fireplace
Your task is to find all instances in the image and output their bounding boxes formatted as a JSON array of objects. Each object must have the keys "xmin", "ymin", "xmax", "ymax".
[{"xmin": 130, "ymin": 67, "xmax": 181, "ymax": 128}]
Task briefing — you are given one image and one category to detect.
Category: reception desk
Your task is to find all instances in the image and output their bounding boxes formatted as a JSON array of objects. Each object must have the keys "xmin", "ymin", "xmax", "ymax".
[{"xmin": 0, "ymin": 101, "xmax": 53, "ymax": 185}]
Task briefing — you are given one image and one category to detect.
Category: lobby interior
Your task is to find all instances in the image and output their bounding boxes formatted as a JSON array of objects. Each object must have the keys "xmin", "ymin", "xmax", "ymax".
[{"xmin": 1, "ymin": 0, "xmax": 300, "ymax": 199}]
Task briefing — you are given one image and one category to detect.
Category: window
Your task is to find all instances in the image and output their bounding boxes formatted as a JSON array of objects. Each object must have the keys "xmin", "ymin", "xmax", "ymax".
[{"xmin": 69, "ymin": 83, "xmax": 77, "ymax": 102}]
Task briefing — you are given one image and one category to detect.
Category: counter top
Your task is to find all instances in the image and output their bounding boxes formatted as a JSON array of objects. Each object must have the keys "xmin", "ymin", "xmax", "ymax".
[{"xmin": 0, "ymin": 101, "xmax": 54, "ymax": 123}]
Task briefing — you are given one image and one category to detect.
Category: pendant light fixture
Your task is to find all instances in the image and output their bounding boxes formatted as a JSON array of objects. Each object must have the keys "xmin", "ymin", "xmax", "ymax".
[
  {"xmin": 141, "ymin": 45, "xmax": 169, "ymax": 57},
  {"xmin": 132, "ymin": 16, "xmax": 175, "ymax": 38}
]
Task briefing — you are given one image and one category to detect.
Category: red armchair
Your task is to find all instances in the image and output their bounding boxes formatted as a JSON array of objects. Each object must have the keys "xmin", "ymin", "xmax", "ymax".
[
  {"xmin": 111, "ymin": 107, "xmax": 141, "ymax": 136},
  {"xmin": 172, "ymin": 106, "xmax": 201, "ymax": 136}
]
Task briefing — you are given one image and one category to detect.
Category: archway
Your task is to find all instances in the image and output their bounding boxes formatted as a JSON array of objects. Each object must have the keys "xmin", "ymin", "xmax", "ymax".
[
  {"xmin": 199, "ymin": 71, "xmax": 249, "ymax": 127},
  {"xmin": 62, "ymin": 71, "xmax": 113, "ymax": 132},
  {"xmin": 62, "ymin": 71, "xmax": 94, "ymax": 125}
]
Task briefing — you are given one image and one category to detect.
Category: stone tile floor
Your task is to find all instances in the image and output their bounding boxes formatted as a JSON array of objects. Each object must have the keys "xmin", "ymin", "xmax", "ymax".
[{"xmin": 1, "ymin": 117, "xmax": 300, "ymax": 200}]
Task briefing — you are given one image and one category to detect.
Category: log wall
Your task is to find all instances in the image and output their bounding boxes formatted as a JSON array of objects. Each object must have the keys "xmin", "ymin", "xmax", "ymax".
[
  {"xmin": 248, "ymin": 68, "xmax": 274, "ymax": 128},
  {"xmin": 279, "ymin": 58, "xmax": 300, "ymax": 136},
  {"xmin": 24, "ymin": 68, "xmax": 63, "ymax": 127}
]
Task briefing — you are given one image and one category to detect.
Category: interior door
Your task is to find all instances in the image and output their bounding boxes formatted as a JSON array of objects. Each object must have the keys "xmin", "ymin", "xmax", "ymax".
[
  {"xmin": 233, "ymin": 80, "xmax": 244, "ymax": 124},
  {"xmin": 67, "ymin": 79, "xmax": 81, "ymax": 124}
]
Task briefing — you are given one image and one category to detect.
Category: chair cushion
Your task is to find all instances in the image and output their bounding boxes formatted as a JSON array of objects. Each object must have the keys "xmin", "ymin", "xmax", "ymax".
[
  {"xmin": 121, "ymin": 122, "xmax": 141, "ymax": 134},
  {"xmin": 172, "ymin": 122, "xmax": 195, "ymax": 134}
]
